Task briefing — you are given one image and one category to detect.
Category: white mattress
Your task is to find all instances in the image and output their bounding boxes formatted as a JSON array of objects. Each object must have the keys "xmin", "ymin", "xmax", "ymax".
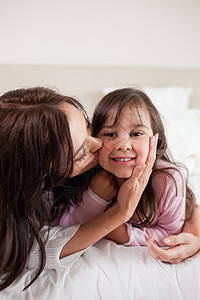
[{"xmin": 2, "ymin": 239, "xmax": 200, "ymax": 300}]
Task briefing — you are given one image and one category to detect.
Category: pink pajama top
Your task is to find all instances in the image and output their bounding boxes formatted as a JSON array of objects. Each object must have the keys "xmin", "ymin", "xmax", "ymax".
[{"xmin": 60, "ymin": 160, "xmax": 186, "ymax": 247}]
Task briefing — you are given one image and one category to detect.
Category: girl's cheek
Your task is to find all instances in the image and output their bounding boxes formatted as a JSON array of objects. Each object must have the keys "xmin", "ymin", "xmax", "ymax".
[
  {"xmin": 99, "ymin": 140, "xmax": 112, "ymax": 152},
  {"xmin": 144, "ymin": 139, "xmax": 150, "ymax": 159},
  {"xmin": 98, "ymin": 150, "xmax": 108, "ymax": 168},
  {"xmin": 98, "ymin": 145, "xmax": 108, "ymax": 159},
  {"xmin": 137, "ymin": 139, "xmax": 149, "ymax": 158}
]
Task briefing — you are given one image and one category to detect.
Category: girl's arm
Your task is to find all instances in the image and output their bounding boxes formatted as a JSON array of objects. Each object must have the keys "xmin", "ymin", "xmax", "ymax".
[
  {"xmin": 147, "ymin": 205, "xmax": 200, "ymax": 263},
  {"xmin": 59, "ymin": 170, "xmax": 117, "ymax": 227}
]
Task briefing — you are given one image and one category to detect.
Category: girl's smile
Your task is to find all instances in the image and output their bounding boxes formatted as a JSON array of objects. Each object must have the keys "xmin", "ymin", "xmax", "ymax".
[{"xmin": 110, "ymin": 156, "xmax": 136, "ymax": 164}]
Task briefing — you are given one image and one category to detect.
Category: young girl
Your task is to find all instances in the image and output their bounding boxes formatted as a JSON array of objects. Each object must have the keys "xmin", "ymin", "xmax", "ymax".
[{"xmin": 60, "ymin": 88, "xmax": 196, "ymax": 247}]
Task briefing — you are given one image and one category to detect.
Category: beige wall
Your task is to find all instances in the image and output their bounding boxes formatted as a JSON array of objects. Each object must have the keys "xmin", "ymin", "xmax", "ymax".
[
  {"xmin": 0, "ymin": 0, "xmax": 200, "ymax": 68},
  {"xmin": 0, "ymin": 65, "xmax": 199, "ymax": 118}
]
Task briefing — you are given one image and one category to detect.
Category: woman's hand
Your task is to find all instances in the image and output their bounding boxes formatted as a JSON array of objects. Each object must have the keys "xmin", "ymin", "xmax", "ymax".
[
  {"xmin": 90, "ymin": 170, "xmax": 118, "ymax": 201},
  {"xmin": 115, "ymin": 133, "xmax": 158, "ymax": 222},
  {"xmin": 147, "ymin": 231, "xmax": 200, "ymax": 264},
  {"xmin": 147, "ymin": 205, "xmax": 200, "ymax": 263}
]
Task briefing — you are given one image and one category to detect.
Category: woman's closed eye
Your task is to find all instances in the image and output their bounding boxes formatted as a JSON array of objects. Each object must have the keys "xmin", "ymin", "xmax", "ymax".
[{"xmin": 74, "ymin": 148, "xmax": 87, "ymax": 162}]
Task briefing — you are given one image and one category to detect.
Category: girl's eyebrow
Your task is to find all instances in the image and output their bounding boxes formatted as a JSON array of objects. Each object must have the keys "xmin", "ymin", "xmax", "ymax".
[
  {"xmin": 101, "ymin": 123, "xmax": 149, "ymax": 130},
  {"xmin": 132, "ymin": 124, "xmax": 149, "ymax": 130},
  {"xmin": 101, "ymin": 124, "xmax": 114, "ymax": 129}
]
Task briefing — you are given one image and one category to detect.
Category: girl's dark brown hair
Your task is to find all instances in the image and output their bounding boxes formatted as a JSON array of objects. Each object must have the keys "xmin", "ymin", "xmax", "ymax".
[
  {"xmin": 92, "ymin": 88, "xmax": 195, "ymax": 227},
  {"xmin": 0, "ymin": 87, "xmax": 86, "ymax": 290}
]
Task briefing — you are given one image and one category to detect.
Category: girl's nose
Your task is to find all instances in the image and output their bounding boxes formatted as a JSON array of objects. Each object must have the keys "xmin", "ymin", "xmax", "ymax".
[{"xmin": 117, "ymin": 138, "xmax": 132, "ymax": 151}]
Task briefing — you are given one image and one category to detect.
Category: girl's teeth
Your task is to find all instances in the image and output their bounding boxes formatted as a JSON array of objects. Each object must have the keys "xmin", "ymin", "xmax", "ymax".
[{"xmin": 114, "ymin": 158, "xmax": 133, "ymax": 162}]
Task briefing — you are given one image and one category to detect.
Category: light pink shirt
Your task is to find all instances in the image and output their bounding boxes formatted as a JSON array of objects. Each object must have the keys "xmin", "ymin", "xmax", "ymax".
[{"xmin": 60, "ymin": 160, "xmax": 186, "ymax": 247}]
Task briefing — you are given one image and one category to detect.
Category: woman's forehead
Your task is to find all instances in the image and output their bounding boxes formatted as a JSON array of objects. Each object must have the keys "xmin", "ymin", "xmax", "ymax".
[{"xmin": 61, "ymin": 102, "xmax": 87, "ymax": 140}]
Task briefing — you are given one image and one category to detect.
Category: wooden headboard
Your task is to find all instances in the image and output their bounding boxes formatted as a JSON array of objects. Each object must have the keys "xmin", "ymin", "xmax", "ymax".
[{"xmin": 0, "ymin": 65, "xmax": 199, "ymax": 118}]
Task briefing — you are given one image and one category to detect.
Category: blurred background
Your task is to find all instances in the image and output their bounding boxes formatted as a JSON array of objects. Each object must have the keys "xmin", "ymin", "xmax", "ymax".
[{"xmin": 0, "ymin": 0, "xmax": 199, "ymax": 68}]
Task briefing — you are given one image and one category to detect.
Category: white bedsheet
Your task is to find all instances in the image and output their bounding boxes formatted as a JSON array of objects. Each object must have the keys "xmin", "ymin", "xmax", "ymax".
[{"xmin": 2, "ymin": 239, "xmax": 200, "ymax": 300}]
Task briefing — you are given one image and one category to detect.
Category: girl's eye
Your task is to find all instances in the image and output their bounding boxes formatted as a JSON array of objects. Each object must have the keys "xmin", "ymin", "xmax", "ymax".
[
  {"xmin": 74, "ymin": 148, "xmax": 86, "ymax": 162},
  {"xmin": 130, "ymin": 131, "xmax": 143, "ymax": 137},
  {"xmin": 104, "ymin": 132, "xmax": 116, "ymax": 138}
]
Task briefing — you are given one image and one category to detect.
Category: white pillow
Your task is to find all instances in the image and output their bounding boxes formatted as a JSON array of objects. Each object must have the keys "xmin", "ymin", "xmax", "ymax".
[
  {"xmin": 143, "ymin": 86, "xmax": 193, "ymax": 121},
  {"xmin": 102, "ymin": 86, "xmax": 193, "ymax": 122}
]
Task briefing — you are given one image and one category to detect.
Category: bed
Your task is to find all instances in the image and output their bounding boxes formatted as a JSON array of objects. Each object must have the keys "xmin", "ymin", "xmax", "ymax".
[
  {"xmin": 0, "ymin": 65, "xmax": 200, "ymax": 299},
  {"xmin": 2, "ymin": 240, "xmax": 200, "ymax": 300}
]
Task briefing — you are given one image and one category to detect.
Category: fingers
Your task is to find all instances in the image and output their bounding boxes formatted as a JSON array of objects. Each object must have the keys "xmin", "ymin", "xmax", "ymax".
[
  {"xmin": 138, "ymin": 133, "xmax": 158, "ymax": 182},
  {"xmin": 132, "ymin": 164, "xmax": 146, "ymax": 178},
  {"xmin": 130, "ymin": 133, "xmax": 158, "ymax": 188},
  {"xmin": 147, "ymin": 231, "xmax": 173, "ymax": 261},
  {"xmin": 145, "ymin": 133, "xmax": 158, "ymax": 168},
  {"xmin": 147, "ymin": 237, "xmax": 174, "ymax": 262},
  {"xmin": 163, "ymin": 233, "xmax": 191, "ymax": 247},
  {"xmin": 147, "ymin": 232, "xmax": 188, "ymax": 263},
  {"xmin": 123, "ymin": 133, "xmax": 158, "ymax": 189},
  {"xmin": 147, "ymin": 230, "xmax": 155, "ymax": 244},
  {"xmin": 146, "ymin": 231, "xmax": 165, "ymax": 260}
]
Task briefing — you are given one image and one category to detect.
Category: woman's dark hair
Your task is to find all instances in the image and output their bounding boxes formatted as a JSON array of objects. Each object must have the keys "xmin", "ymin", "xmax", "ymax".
[
  {"xmin": 0, "ymin": 87, "xmax": 87, "ymax": 290},
  {"xmin": 92, "ymin": 88, "xmax": 196, "ymax": 227}
]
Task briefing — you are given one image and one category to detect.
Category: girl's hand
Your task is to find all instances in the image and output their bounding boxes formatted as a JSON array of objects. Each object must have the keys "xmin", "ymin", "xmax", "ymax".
[
  {"xmin": 147, "ymin": 231, "xmax": 200, "ymax": 263},
  {"xmin": 90, "ymin": 170, "xmax": 118, "ymax": 201},
  {"xmin": 115, "ymin": 133, "xmax": 158, "ymax": 221}
]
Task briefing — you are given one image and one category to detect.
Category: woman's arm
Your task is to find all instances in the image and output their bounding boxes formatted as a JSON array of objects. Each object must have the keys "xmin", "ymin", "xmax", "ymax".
[
  {"xmin": 147, "ymin": 205, "xmax": 200, "ymax": 263},
  {"xmin": 60, "ymin": 205, "xmax": 131, "ymax": 257}
]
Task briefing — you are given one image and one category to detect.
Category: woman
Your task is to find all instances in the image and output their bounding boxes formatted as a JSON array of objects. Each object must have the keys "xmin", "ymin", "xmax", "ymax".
[{"xmin": 0, "ymin": 87, "xmax": 199, "ymax": 291}]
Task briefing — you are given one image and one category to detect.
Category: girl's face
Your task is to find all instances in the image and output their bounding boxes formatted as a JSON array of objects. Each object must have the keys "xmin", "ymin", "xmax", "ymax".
[
  {"xmin": 62, "ymin": 103, "xmax": 102, "ymax": 177},
  {"xmin": 97, "ymin": 104, "xmax": 153, "ymax": 180}
]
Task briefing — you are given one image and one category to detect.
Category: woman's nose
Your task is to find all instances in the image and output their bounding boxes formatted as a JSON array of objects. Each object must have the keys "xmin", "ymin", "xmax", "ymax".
[{"xmin": 89, "ymin": 136, "xmax": 102, "ymax": 153}]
